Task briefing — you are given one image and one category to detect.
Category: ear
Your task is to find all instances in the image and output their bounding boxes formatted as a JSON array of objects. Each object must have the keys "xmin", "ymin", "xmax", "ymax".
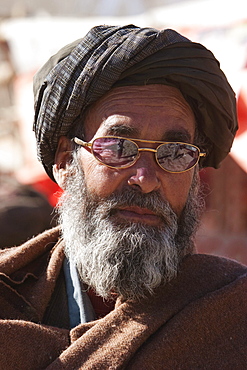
[{"xmin": 52, "ymin": 136, "xmax": 73, "ymax": 189}]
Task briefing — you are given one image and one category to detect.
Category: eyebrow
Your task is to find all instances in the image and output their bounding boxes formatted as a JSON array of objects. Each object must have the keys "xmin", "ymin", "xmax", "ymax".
[
  {"xmin": 104, "ymin": 124, "xmax": 139, "ymax": 137},
  {"xmin": 104, "ymin": 124, "xmax": 192, "ymax": 143},
  {"xmin": 162, "ymin": 129, "xmax": 192, "ymax": 143}
]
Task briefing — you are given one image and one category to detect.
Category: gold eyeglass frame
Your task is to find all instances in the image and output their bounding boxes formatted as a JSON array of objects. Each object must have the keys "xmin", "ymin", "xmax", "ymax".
[{"xmin": 73, "ymin": 136, "xmax": 206, "ymax": 173}]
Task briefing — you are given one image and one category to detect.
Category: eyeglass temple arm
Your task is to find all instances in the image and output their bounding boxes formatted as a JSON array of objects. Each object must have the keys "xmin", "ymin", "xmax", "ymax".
[{"xmin": 73, "ymin": 137, "xmax": 92, "ymax": 148}]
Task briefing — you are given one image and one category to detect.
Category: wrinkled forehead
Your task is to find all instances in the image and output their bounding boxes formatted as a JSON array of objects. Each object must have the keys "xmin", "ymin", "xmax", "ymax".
[{"xmin": 83, "ymin": 84, "xmax": 196, "ymax": 140}]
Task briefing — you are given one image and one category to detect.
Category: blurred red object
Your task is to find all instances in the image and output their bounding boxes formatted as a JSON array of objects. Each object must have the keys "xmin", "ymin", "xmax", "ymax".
[{"xmin": 31, "ymin": 176, "xmax": 63, "ymax": 207}]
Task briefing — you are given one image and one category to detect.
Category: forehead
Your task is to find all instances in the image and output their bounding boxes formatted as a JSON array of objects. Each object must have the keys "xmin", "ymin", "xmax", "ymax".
[{"xmin": 84, "ymin": 85, "xmax": 196, "ymax": 141}]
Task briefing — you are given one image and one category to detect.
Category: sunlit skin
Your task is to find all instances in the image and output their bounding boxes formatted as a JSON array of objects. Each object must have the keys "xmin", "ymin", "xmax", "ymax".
[{"xmin": 54, "ymin": 85, "xmax": 197, "ymax": 226}]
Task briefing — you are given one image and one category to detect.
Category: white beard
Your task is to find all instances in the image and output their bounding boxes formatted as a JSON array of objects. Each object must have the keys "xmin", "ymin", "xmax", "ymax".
[{"xmin": 59, "ymin": 160, "xmax": 202, "ymax": 300}]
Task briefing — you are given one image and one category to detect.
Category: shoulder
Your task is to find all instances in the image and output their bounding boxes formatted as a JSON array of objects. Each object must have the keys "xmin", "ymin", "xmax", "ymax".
[
  {"xmin": 134, "ymin": 254, "xmax": 247, "ymax": 368},
  {"xmin": 175, "ymin": 253, "xmax": 247, "ymax": 306},
  {"xmin": 0, "ymin": 226, "xmax": 62, "ymax": 275},
  {"xmin": 181, "ymin": 253, "xmax": 247, "ymax": 281}
]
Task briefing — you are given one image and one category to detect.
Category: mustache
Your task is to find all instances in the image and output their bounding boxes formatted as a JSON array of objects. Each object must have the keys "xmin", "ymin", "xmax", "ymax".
[{"xmin": 86, "ymin": 187, "xmax": 177, "ymax": 226}]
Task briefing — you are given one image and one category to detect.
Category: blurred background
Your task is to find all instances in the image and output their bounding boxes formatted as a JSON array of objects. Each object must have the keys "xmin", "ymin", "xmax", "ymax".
[{"xmin": 0, "ymin": 0, "xmax": 246, "ymax": 263}]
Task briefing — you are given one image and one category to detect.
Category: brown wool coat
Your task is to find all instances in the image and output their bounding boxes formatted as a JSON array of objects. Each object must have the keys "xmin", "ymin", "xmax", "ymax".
[{"xmin": 0, "ymin": 227, "xmax": 246, "ymax": 369}]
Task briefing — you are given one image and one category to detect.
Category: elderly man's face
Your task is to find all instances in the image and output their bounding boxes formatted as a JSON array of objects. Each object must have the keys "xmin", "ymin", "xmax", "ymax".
[
  {"xmin": 54, "ymin": 85, "xmax": 202, "ymax": 300},
  {"xmin": 79, "ymin": 85, "xmax": 196, "ymax": 219}
]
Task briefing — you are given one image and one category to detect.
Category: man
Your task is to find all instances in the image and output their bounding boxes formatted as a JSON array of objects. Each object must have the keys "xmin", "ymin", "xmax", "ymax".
[{"xmin": 0, "ymin": 25, "xmax": 246, "ymax": 369}]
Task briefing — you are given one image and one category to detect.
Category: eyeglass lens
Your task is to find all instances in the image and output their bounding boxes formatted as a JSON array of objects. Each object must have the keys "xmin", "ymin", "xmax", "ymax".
[
  {"xmin": 157, "ymin": 143, "xmax": 198, "ymax": 172},
  {"xmin": 92, "ymin": 137, "xmax": 199, "ymax": 172}
]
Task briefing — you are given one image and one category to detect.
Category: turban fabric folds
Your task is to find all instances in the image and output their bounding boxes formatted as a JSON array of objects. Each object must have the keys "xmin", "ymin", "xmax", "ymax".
[{"xmin": 33, "ymin": 25, "xmax": 238, "ymax": 180}]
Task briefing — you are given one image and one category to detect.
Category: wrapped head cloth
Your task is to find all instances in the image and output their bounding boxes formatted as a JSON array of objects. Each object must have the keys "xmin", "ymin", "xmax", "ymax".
[{"xmin": 33, "ymin": 25, "xmax": 238, "ymax": 180}]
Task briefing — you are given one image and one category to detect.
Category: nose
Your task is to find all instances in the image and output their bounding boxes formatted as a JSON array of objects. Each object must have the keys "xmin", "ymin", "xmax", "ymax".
[{"xmin": 127, "ymin": 155, "xmax": 161, "ymax": 193}]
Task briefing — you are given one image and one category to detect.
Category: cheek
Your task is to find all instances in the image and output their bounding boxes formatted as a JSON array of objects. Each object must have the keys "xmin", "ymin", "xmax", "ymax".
[
  {"xmin": 80, "ymin": 155, "xmax": 123, "ymax": 197},
  {"xmin": 163, "ymin": 171, "xmax": 194, "ymax": 216}
]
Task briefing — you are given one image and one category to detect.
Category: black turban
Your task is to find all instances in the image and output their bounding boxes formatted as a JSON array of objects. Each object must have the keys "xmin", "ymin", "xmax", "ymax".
[{"xmin": 33, "ymin": 25, "xmax": 238, "ymax": 180}]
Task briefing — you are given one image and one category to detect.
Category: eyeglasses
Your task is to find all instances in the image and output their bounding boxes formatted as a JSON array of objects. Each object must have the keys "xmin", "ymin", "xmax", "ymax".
[{"xmin": 73, "ymin": 136, "xmax": 206, "ymax": 173}]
